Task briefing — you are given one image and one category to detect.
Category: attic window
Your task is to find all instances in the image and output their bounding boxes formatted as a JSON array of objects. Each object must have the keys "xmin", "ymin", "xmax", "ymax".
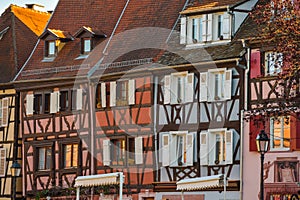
[
  {"xmin": 47, "ymin": 41, "xmax": 56, "ymax": 57},
  {"xmin": 82, "ymin": 38, "xmax": 92, "ymax": 54}
]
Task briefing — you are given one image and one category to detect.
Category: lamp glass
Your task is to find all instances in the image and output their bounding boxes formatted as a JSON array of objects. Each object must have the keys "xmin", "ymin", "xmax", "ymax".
[
  {"xmin": 256, "ymin": 130, "xmax": 270, "ymax": 153},
  {"xmin": 11, "ymin": 161, "xmax": 21, "ymax": 177}
]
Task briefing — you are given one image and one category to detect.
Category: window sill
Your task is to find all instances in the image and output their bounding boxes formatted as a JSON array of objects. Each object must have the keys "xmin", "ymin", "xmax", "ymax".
[
  {"xmin": 75, "ymin": 54, "xmax": 89, "ymax": 60},
  {"xmin": 185, "ymin": 40, "xmax": 231, "ymax": 49},
  {"xmin": 42, "ymin": 57, "xmax": 55, "ymax": 62},
  {"xmin": 270, "ymin": 148, "xmax": 290, "ymax": 152}
]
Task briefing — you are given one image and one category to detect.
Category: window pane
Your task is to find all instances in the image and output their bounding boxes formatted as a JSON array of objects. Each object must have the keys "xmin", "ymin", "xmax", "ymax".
[
  {"xmin": 84, "ymin": 39, "xmax": 91, "ymax": 53},
  {"xmin": 60, "ymin": 91, "xmax": 69, "ymax": 111},
  {"xmin": 34, "ymin": 94, "xmax": 42, "ymax": 114},
  {"xmin": 218, "ymin": 15, "xmax": 223, "ymax": 38},
  {"xmin": 111, "ymin": 139, "xmax": 126, "ymax": 165},
  {"xmin": 46, "ymin": 147, "xmax": 52, "ymax": 169},
  {"xmin": 95, "ymin": 84, "xmax": 101, "ymax": 108},
  {"xmin": 71, "ymin": 90, "xmax": 77, "ymax": 110},
  {"xmin": 72, "ymin": 144, "xmax": 78, "ymax": 167},
  {"xmin": 48, "ymin": 41, "xmax": 55, "ymax": 56},
  {"xmin": 44, "ymin": 93, "xmax": 50, "ymax": 114},
  {"xmin": 38, "ymin": 148, "xmax": 45, "ymax": 170},
  {"xmin": 64, "ymin": 145, "xmax": 72, "ymax": 168},
  {"xmin": 271, "ymin": 116, "xmax": 290, "ymax": 149}
]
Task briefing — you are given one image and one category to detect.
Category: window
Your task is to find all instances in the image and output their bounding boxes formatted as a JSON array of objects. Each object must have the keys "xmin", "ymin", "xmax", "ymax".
[
  {"xmin": 46, "ymin": 41, "xmax": 56, "ymax": 57},
  {"xmin": 116, "ymin": 81, "xmax": 128, "ymax": 106},
  {"xmin": 44, "ymin": 93, "xmax": 51, "ymax": 114},
  {"xmin": 37, "ymin": 146, "xmax": 52, "ymax": 170},
  {"xmin": 33, "ymin": 94, "xmax": 42, "ymax": 114},
  {"xmin": 63, "ymin": 144, "xmax": 78, "ymax": 168},
  {"xmin": 200, "ymin": 129, "xmax": 234, "ymax": 166},
  {"xmin": 95, "ymin": 82, "xmax": 106, "ymax": 108},
  {"xmin": 192, "ymin": 17, "xmax": 203, "ymax": 43},
  {"xmin": 270, "ymin": 116, "xmax": 290, "ymax": 151},
  {"xmin": 111, "ymin": 138, "xmax": 126, "ymax": 165},
  {"xmin": 265, "ymin": 51, "xmax": 283, "ymax": 75},
  {"xmin": 110, "ymin": 80, "xmax": 135, "ymax": 107},
  {"xmin": 82, "ymin": 38, "xmax": 92, "ymax": 54},
  {"xmin": 60, "ymin": 91, "xmax": 69, "ymax": 111}
]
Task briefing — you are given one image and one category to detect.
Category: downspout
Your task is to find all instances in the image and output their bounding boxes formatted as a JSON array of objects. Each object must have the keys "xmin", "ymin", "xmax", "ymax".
[{"xmin": 153, "ymin": 76, "xmax": 159, "ymax": 182}]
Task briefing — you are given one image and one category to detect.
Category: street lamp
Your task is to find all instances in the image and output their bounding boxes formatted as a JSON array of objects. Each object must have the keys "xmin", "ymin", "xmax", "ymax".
[
  {"xmin": 11, "ymin": 161, "xmax": 21, "ymax": 200},
  {"xmin": 256, "ymin": 130, "xmax": 270, "ymax": 200}
]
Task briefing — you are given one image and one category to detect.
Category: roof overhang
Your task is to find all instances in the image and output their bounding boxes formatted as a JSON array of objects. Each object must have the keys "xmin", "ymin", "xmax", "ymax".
[
  {"xmin": 74, "ymin": 172, "xmax": 121, "ymax": 187},
  {"xmin": 177, "ymin": 174, "xmax": 225, "ymax": 191}
]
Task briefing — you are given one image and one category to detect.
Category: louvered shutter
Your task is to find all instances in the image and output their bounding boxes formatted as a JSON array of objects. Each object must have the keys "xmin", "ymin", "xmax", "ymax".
[
  {"xmin": 206, "ymin": 14, "xmax": 213, "ymax": 41},
  {"xmin": 222, "ymin": 13, "xmax": 231, "ymax": 39},
  {"xmin": 185, "ymin": 73, "xmax": 194, "ymax": 103},
  {"xmin": 76, "ymin": 89, "xmax": 83, "ymax": 110},
  {"xmin": 103, "ymin": 140, "xmax": 110, "ymax": 166},
  {"xmin": 50, "ymin": 92, "xmax": 59, "ymax": 113},
  {"xmin": 0, "ymin": 100, "xmax": 2, "ymax": 125},
  {"xmin": 0, "ymin": 148, "xmax": 6, "ymax": 177},
  {"xmin": 162, "ymin": 134, "xmax": 170, "ymax": 166},
  {"xmin": 200, "ymin": 131, "xmax": 208, "ymax": 165},
  {"xmin": 170, "ymin": 75, "xmax": 178, "ymax": 104},
  {"xmin": 128, "ymin": 79, "xmax": 135, "ymax": 105},
  {"xmin": 1, "ymin": 98, "xmax": 9, "ymax": 127},
  {"xmin": 200, "ymin": 72, "xmax": 208, "ymax": 102},
  {"xmin": 135, "ymin": 137, "xmax": 143, "ymax": 164},
  {"xmin": 26, "ymin": 94, "xmax": 34, "ymax": 115},
  {"xmin": 164, "ymin": 75, "xmax": 171, "ymax": 104},
  {"xmin": 224, "ymin": 70, "xmax": 232, "ymax": 100},
  {"xmin": 110, "ymin": 81, "xmax": 116, "ymax": 107},
  {"xmin": 202, "ymin": 15, "xmax": 208, "ymax": 41},
  {"xmin": 180, "ymin": 17, "xmax": 187, "ymax": 44},
  {"xmin": 225, "ymin": 130, "xmax": 233, "ymax": 164},
  {"xmin": 101, "ymin": 83, "xmax": 106, "ymax": 108},
  {"xmin": 186, "ymin": 133, "xmax": 194, "ymax": 166}
]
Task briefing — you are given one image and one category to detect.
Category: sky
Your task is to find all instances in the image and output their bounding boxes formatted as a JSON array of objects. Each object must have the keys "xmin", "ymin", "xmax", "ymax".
[{"xmin": 0, "ymin": 0, "xmax": 59, "ymax": 14}]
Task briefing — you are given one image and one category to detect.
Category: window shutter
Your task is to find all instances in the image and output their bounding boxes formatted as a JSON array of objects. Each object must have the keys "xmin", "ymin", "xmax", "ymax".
[
  {"xmin": 135, "ymin": 137, "xmax": 143, "ymax": 164},
  {"xmin": 186, "ymin": 133, "xmax": 194, "ymax": 166},
  {"xmin": 128, "ymin": 79, "xmax": 135, "ymax": 105},
  {"xmin": 224, "ymin": 70, "xmax": 232, "ymax": 100},
  {"xmin": 1, "ymin": 98, "xmax": 9, "ymax": 127},
  {"xmin": 222, "ymin": 13, "xmax": 231, "ymax": 39},
  {"xmin": 185, "ymin": 73, "xmax": 194, "ymax": 103},
  {"xmin": 225, "ymin": 130, "xmax": 233, "ymax": 164},
  {"xmin": 180, "ymin": 17, "xmax": 187, "ymax": 44},
  {"xmin": 200, "ymin": 131, "xmax": 208, "ymax": 165},
  {"xmin": 162, "ymin": 134, "xmax": 170, "ymax": 166},
  {"xmin": 0, "ymin": 148, "xmax": 6, "ymax": 177},
  {"xmin": 164, "ymin": 75, "xmax": 171, "ymax": 104},
  {"xmin": 76, "ymin": 89, "xmax": 83, "ymax": 110},
  {"xmin": 250, "ymin": 51, "xmax": 262, "ymax": 78},
  {"xmin": 0, "ymin": 100, "xmax": 2, "ymax": 125},
  {"xmin": 101, "ymin": 83, "xmax": 106, "ymax": 108},
  {"xmin": 50, "ymin": 92, "xmax": 59, "ymax": 114},
  {"xmin": 110, "ymin": 81, "xmax": 116, "ymax": 107},
  {"xmin": 202, "ymin": 15, "xmax": 208, "ymax": 41},
  {"xmin": 290, "ymin": 115, "xmax": 300, "ymax": 150},
  {"xmin": 199, "ymin": 72, "xmax": 208, "ymax": 102},
  {"xmin": 103, "ymin": 140, "xmax": 111, "ymax": 166},
  {"xmin": 170, "ymin": 75, "xmax": 178, "ymax": 104},
  {"xmin": 206, "ymin": 14, "xmax": 213, "ymax": 41},
  {"xmin": 26, "ymin": 94, "xmax": 34, "ymax": 115}
]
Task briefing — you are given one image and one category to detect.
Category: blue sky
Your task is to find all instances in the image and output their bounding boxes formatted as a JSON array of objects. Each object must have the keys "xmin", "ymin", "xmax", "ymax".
[{"xmin": 0, "ymin": 0, "xmax": 59, "ymax": 14}]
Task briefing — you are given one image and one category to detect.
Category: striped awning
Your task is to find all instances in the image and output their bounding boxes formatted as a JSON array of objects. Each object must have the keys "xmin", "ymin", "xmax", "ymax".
[
  {"xmin": 74, "ymin": 172, "xmax": 120, "ymax": 187},
  {"xmin": 176, "ymin": 174, "xmax": 225, "ymax": 191}
]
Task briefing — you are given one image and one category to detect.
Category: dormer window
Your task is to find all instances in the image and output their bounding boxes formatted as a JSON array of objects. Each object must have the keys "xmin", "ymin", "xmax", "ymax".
[
  {"xmin": 46, "ymin": 41, "xmax": 56, "ymax": 57},
  {"xmin": 82, "ymin": 38, "xmax": 92, "ymax": 54}
]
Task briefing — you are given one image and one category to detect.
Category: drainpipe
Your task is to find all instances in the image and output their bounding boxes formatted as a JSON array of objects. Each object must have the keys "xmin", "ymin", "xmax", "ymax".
[{"xmin": 153, "ymin": 76, "xmax": 159, "ymax": 182}]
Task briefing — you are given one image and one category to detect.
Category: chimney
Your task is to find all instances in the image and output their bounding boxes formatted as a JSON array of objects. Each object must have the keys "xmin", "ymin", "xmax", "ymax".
[{"xmin": 26, "ymin": 4, "xmax": 47, "ymax": 12}]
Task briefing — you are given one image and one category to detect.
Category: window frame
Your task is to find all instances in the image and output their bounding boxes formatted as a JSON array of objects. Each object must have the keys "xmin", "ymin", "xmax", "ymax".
[
  {"xmin": 45, "ymin": 40, "xmax": 56, "ymax": 57},
  {"xmin": 62, "ymin": 143, "xmax": 79, "ymax": 168},
  {"xmin": 270, "ymin": 116, "xmax": 291, "ymax": 151},
  {"xmin": 36, "ymin": 146, "xmax": 52, "ymax": 171},
  {"xmin": 82, "ymin": 38, "xmax": 92, "ymax": 54},
  {"xmin": 59, "ymin": 90, "xmax": 69, "ymax": 111},
  {"xmin": 264, "ymin": 51, "xmax": 283, "ymax": 76}
]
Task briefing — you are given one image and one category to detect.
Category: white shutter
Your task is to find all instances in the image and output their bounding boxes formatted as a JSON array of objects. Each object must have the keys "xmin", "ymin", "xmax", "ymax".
[
  {"xmin": 76, "ymin": 89, "xmax": 83, "ymax": 110},
  {"xmin": 224, "ymin": 69, "xmax": 232, "ymax": 100},
  {"xmin": 225, "ymin": 130, "xmax": 233, "ymax": 164},
  {"xmin": 207, "ymin": 14, "xmax": 213, "ymax": 41},
  {"xmin": 199, "ymin": 72, "xmax": 208, "ymax": 102},
  {"xmin": 185, "ymin": 73, "xmax": 194, "ymax": 103},
  {"xmin": 101, "ymin": 83, "xmax": 106, "ymax": 108},
  {"xmin": 222, "ymin": 13, "xmax": 231, "ymax": 39},
  {"xmin": 103, "ymin": 140, "xmax": 111, "ymax": 166},
  {"xmin": 202, "ymin": 15, "xmax": 208, "ymax": 41},
  {"xmin": 0, "ymin": 148, "xmax": 5, "ymax": 177},
  {"xmin": 200, "ymin": 131, "xmax": 208, "ymax": 165},
  {"xmin": 50, "ymin": 92, "xmax": 59, "ymax": 113},
  {"xmin": 164, "ymin": 75, "xmax": 171, "ymax": 104},
  {"xmin": 26, "ymin": 94, "xmax": 34, "ymax": 115},
  {"xmin": 1, "ymin": 98, "xmax": 9, "ymax": 127},
  {"xmin": 186, "ymin": 133, "xmax": 194, "ymax": 166},
  {"xmin": 180, "ymin": 17, "xmax": 187, "ymax": 44},
  {"xmin": 162, "ymin": 134, "xmax": 170, "ymax": 166},
  {"xmin": 135, "ymin": 137, "xmax": 143, "ymax": 164},
  {"xmin": 170, "ymin": 75, "xmax": 178, "ymax": 104},
  {"xmin": 110, "ymin": 81, "xmax": 116, "ymax": 107},
  {"xmin": 128, "ymin": 79, "xmax": 135, "ymax": 105}
]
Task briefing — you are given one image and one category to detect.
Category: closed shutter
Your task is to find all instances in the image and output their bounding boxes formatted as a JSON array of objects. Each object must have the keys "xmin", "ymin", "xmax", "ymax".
[
  {"xmin": 110, "ymin": 81, "xmax": 116, "ymax": 107},
  {"xmin": 199, "ymin": 72, "xmax": 208, "ymax": 102},
  {"xmin": 206, "ymin": 14, "xmax": 213, "ymax": 41},
  {"xmin": 186, "ymin": 133, "xmax": 194, "ymax": 166},
  {"xmin": 224, "ymin": 70, "xmax": 232, "ymax": 100},
  {"xmin": 164, "ymin": 75, "xmax": 171, "ymax": 104},
  {"xmin": 250, "ymin": 51, "xmax": 262, "ymax": 78},
  {"xmin": 222, "ymin": 13, "xmax": 231, "ymax": 39},
  {"xmin": 101, "ymin": 83, "xmax": 106, "ymax": 108},
  {"xmin": 26, "ymin": 94, "xmax": 34, "ymax": 115},
  {"xmin": 128, "ymin": 79, "xmax": 135, "ymax": 105},
  {"xmin": 202, "ymin": 15, "xmax": 208, "ymax": 41},
  {"xmin": 180, "ymin": 17, "xmax": 187, "ymax": 44},
  {"xmin": 103, "ymin": 140, "xmax": 111, "ymax": 166},
  {"xmin": 135, "ymin": 137, "xmax": 143, "ymax": 164},
  {"xmin": 76, "ymin": 89, "xmax": 83, "ymax": 110},
  {"xmin": 200, "ymin": 131, "xmax": 208, "ymax": 165},
  {"xmin": 225, "ymin": 130, "xmax": 233, "ymax": 164},
  {"xmin": 50, "ymin": 92, "xmax": 59, "ymax": 114},
  {"xmin": 185, "ymin": 73, "xmax": 194, "ymax": 103},
  {"xmin": 162, "ymin": 134, "xmax": 170, "ymax": 166},
  {"xmin": 0, "ymin": 148, "xmax": 6, "ymax": 177},
  {"xmin": 1, "ymin": 98, "xmax": 9, "ymax": 127}
]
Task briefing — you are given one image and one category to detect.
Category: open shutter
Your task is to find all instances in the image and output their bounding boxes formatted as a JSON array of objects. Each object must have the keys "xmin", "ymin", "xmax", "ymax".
[
  {"xmin": 250, "ymin": 51, "xmax": 262, "ymax": 78},
  {"xmin": 1, "ymin": 98, "xmax": 9, "ymax": 127},
  {"xmin": 170, "ymin": 75, "xmax": 178, "ymax": 104},
  {"xmin": 225, "ymin": 130, "xmax": 233, "ymax": 164},
  {"xmin": 110, "ymin": 81, "xmax": 116, "ymax": 107},
  {"xmin": 0, "ymin": 148, "xmax": 5, "ymax": 177},
  {"xmin": 26, "ymin": 94, "xmax": 34, "ymax": 115},
  {"xmin": 180, "ymin": 17, "xmax": 187, "ymax": 44},
  {"xmin": 224, "ymin": 69, "xmax": 232, "ymax": 100},
  {"xmin": 186, "ymin": 133, "xmax": 194, "ymax": 166},
  {"xmin": 162, "ymin": 134, "xmax": 170, "ymax": 166},
  {"xmin": 249, "ymin": 116, "xmax": 265, "ymax": 151},
  {"xmin": 202, "ymin": 15, "xmax": 208, "ymax": 41},
  {"xmin": 185, "ymin": 73, "xmax": 194, "ymax": 103},
  {"xmin": 128, "ymin": 79, "xmax": 135, "ymax": 105},
  {"xmin": 206, "ymin": 14, "xmax": 213, "ymax": 41},
  {"xmin": 50, "ymin": 92, "xmax": 59, "ymax": 113},
  {"xmin": 135, "ymin": 137, "xmax": 143, "ymax": 164},
  {"xmin": 101, "ymin": 82, "xmax": 106, "ymax": 108},
  {"xmin": 103, "ymin": 140, "xmax": 111, "ymax": 166},
  {"xmin": 200, "ymin": 131, "xmax": 208, "ymax": 165},
  {"xmin": 76, "ymin": 89, "xmax": 83, "ymax": 110},
  {"xmin": 222, "ymin": 13, "xmax": 231, "ymax": 39},
  {"xmin": 164, "ymin": 75, "xmax": 171, "ymax": 104},
  {"xmin": 290, "ymin": 115, "xmax": 300, "ymax": 150},
  {"xmin": 199, "ymin": 72, "xmax": 208, "ymax": 102}
]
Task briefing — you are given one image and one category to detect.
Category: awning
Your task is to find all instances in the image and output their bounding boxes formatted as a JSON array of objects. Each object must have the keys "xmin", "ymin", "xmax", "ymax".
[
  {"xmin": 74, "ymin": 172, "xmax": 120, "ymax": 187},
  {"xmin": 176, "ymin": 174, "xmax": 225, "ymax": 191}
]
